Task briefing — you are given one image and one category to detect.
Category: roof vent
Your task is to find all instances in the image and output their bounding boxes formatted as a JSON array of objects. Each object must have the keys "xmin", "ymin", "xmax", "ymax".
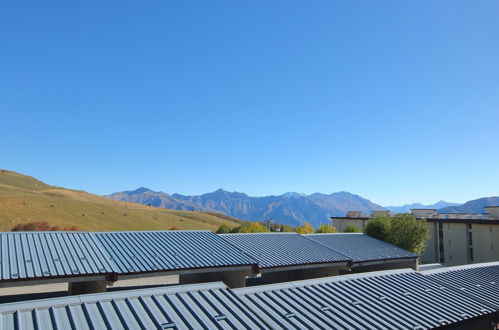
[
  {"xmin": 161, "ymin": 322, "xmax": 176, "ymax": 329},
  {"xmin": 352, "ymin": 300, "xmax": 361, "ymax": 306},
  {"xmin": 320, "ymin": 306, "xmax": 332, "ymax": 311},
  {"xmin": 285, "ymin": 312, "xmax": 296, "ymax": 318}
]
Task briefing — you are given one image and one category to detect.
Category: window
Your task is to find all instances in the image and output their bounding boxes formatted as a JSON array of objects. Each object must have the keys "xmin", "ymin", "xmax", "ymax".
[
  {"xmin": 468, "ymin": 232, "xmax": 473, "ymax": 246},
  {"xmin": 469, "ymin": 248, "xmax": 474, "ymax": 262},
  {"xmin": 468, "ymin": 223, "xmax": 472, "ymax": 229}
]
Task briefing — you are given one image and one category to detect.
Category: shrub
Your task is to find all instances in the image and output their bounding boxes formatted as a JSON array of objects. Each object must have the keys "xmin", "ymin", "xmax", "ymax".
[
  {"xmin": 315, "ymin": 224, "xmax": 337, "ymax": 233},
  {"xmin": 11, "ymin": 222, "xmax": 79, "ymax": 231},
  {"xmin": 344, "ymin": 223, "xmax": 361, "ymax": 233},
  {"xmin": 216, "ymin": 223, "xmax": 232, "ymax": 234},
  {"xmin": 295, "ymin": 222, "xmax": 314, "ymax": 234}
]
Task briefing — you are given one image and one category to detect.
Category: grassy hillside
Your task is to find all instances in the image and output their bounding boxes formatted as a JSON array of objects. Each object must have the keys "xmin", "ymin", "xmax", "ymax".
[{"xmin": 0, "ymin": 169, "xmax": 245, "ymax": 231}]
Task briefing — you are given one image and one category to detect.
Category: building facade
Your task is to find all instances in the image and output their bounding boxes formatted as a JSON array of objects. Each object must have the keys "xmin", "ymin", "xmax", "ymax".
[{"xmin": 332, "ymin": 206, "xmax": 499, "ymax": 267}]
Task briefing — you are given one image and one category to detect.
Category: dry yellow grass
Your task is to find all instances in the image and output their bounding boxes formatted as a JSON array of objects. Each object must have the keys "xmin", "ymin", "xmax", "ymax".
[{"xmin": 0, "ymin": 169, "xmax": 244, "ymax": 232}]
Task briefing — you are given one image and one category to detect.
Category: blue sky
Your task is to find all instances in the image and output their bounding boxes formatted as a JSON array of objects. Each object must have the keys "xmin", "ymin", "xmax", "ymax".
[{"xmin": 1, "ymin": 1, "xmax": 498, "ymax": 206}]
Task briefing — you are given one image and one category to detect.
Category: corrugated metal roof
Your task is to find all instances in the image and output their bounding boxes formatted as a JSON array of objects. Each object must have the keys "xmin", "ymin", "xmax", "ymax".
[
  {"xmin": 95, "ymin": 231, "xmax": 257, "ymax": 274},
  {"xmin": 0, "ymin": 232, "xmax": 116, "ymax": 281},
  {"xmin": 234, "ymin": 269, "xmax": 495, "ymax": 329},
  {"xmin": 304, "ymin": 233, "xmax": 417, "ymax": 263},
  {"xmin": 421, "ymin": 262, "xmax": 499, "ymax": 308},
  {"xmin": 219, "ymin": 233, "xmax": 350, "ymax": 269},
  {"xmin": 0, "ymin": 282, "xmax": 270, "ymax": 330}
]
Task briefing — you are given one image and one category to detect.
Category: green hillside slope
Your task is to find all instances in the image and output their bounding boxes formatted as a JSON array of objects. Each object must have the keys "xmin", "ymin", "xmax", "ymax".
[{"xmin": 0, "ymin": 169, "xmax": 244, "ymax": 231}]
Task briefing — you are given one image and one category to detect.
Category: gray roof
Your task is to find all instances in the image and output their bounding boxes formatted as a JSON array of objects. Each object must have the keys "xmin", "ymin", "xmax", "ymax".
[
  {"xmin": 234, "ymin": 269, "xmax": 495, "ymax": 329},
  {"xmin": 0, "ymin": 232, "xmax": 115, "ymax": 281},
  {"xmin": 304, "ymin": 233, "xmax": 417, "ymax": 263},
  {"xmin": 421, "ymin": 262, "xmax": 499, "ymax": 308},
  {"xmin": 0, "ymin": 231, "xmax": 257, "ymax": 283},
  {"xmin": 0, "ymin": 282, "xmax": 269, "ymax": 330},
  {"xmin": 3, "ymin": 264, "xmax": 499, "ymax": 329},
  {"xmin": 219, "ymin": 233, "xmax": 350, "ymax": 269},
  {"xmin": 94, "ymin": 231, "xmax": 257, "ymax": 274}
]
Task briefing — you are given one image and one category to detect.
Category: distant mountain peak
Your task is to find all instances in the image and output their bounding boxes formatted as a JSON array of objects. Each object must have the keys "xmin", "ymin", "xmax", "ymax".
[
  {"xmin": 281, "ymin": 192, "xmax": 305, "ymax": 198},
  {"xmin": 128, "ymin": 187, "xmax": 154, "ymax": 194}
]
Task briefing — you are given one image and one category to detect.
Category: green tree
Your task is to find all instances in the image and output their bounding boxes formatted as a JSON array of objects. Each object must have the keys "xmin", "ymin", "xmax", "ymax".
[
  {"xmin": 344, "ymin": 223, "xmax": 361, "ymax": 233},
  {"xmin": 315, "ymin": 224, "xmax": 337, "ymax": 233},
  {"xmin": 216, "ymin": 223, "xmax": 232, "ymax": 234},
  {"xmin": 364, "ymin": 215, "xmax": 392, "ymax": 241},
  {"xmin": 388, "ymin": 214, "xmax": 429, "ymax": 254},
  {"xmin": 295, "ymin": 222, "xmax": 314, "ymax": 234}
]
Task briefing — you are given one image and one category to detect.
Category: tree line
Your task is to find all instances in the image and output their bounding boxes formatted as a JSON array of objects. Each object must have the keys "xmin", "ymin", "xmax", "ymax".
[{"xmin": 216, "ymin": 221, "xmax": 361, "ymax": 235}]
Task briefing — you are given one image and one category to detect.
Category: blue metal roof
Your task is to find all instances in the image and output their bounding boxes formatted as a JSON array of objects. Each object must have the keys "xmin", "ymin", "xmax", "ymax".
[
  {"xmin": 94, "ymin": 231, "xmax": 257, "ymax": 274},
  {"xmin": 421, "ymin": 262, "xmax": 499, "ymax": 308},
  {"xmin": 0, "ymin": 282, "xmax": 269, "ymax": 330},
  {"xmin": 234, "ymin": 269, "xmax": 495, "ymax": 329},
  {"xmin": 0, "ymin": 232, "xmax": 115, "ymax": 281},
  {"xmin": 304, "ymin": 233, "xmax": 417, "ymax": 263},
  {"xmin": 219, "ymin": 233, "xmax": 350, "ymax": 269}
]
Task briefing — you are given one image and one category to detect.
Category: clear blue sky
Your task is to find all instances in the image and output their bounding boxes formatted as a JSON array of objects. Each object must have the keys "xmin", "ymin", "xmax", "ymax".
[{"xmin": 1, "ymin": 1, "xmax": 498, "ymax": 206}]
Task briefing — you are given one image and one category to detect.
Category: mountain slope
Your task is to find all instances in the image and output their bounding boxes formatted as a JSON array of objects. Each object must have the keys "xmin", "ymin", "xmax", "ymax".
[
  {"xmin": 386, "ymin": 201, "xmax": 461, "ymax": 214},
  {"xmin": 0, "ymin": 170, "xmax": 243, "ymax": 231},
  {"xmin": 438, "ymin": 197, "xmax": 499, "ymax": 214},
  {"xmin": 106, "ymin": 188, "xmax": 384, "ymax": 227}
]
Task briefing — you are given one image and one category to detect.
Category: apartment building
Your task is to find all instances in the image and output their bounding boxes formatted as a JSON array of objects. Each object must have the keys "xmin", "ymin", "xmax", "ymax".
[{"xmin": 332, "ymin": 206, "xmax": 499, "ymax": 266}]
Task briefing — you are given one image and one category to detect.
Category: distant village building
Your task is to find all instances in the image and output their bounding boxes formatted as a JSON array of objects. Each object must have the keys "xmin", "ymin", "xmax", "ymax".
[{"xmin": 332, "ymin": 206, "xmax": 499, "ymax": 266}]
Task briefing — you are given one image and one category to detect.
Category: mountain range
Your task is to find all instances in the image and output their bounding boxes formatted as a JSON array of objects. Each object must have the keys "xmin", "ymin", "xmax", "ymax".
[
  {"xmin": 385, "ymin": 201, "xmax": 461, "ymax": 214},
  {"xmin": 438, "ymin": 197, "xmax": 499, "ymax": 214},
  {"xmin": 105, "ymin": 188, "xmax": 385, "ymax": 227},
  {"xmin": 106, "ymin": 188, "xmax": 499, "ymax": 227}
]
